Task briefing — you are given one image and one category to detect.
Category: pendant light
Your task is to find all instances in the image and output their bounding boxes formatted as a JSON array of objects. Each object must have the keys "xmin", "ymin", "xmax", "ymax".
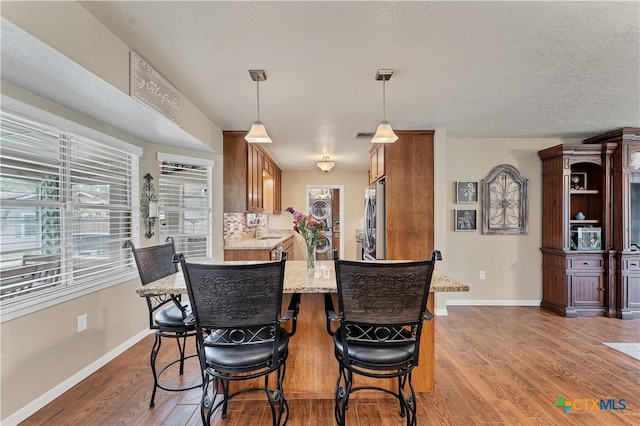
[
  {"xmin": 371, "ymin": 69, "xmax": 398, "ymax": 144},
  {"xmin": 245, "ymin": 69, "xmax": 272, "ymax": 143},
  {"xmin": 317, "ymin": 156, "xmax": 335, "ymax": 173}
]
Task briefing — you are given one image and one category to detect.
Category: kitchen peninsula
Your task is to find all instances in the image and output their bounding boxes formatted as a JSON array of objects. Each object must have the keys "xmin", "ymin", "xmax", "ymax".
[{"xmin": 137, "ymin": 260, "xmax": 469, "ymax": 397}]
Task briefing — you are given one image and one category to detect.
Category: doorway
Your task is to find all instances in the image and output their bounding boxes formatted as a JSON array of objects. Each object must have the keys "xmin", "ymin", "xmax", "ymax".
[{"xmin": 306, "ymin": 185, "xmax": 344, "ymax": 259}]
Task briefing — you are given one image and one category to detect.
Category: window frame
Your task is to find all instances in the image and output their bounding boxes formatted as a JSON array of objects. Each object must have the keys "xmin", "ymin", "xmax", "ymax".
[
  {"xmin": 0, "ymin": 96, "xmax": 142, "ymax": 322},
  {"xmin": 156, "ymin": 152, "xmax": 213, "ymax": 260}
]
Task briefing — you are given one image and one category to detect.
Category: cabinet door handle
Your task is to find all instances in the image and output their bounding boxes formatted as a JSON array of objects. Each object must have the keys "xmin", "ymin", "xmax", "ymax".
[
  {"xmin": 598, "ymin": 288, "xmax": 605, "ymax": 292},
  {"xmin": 583, "ymin": 262, "xmax": 590, "ymax": 265}
]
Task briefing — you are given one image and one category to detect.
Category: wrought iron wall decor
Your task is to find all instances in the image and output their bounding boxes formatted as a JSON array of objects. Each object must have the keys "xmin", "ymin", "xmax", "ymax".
[
  {"xmin": 482, "ymin": 164, "xmax": 529, "ymax": 235},
  {"xmin": 141, "ymin": 173, "xmax": 159, "ymax": 239}
]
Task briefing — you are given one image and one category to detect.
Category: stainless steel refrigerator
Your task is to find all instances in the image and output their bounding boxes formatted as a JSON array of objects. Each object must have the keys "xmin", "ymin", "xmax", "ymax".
[{"xmin": 363, "ymin": 179, "xmax": 385, "ymax": 260}]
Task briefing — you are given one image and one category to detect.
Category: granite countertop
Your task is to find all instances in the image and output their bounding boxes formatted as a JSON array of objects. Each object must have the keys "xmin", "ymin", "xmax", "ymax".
[
  {"xmin": 136, "ymin": 260, "xmax": 469, "ymax": 296},
  {"xmin": 224, "ymin": 233, "xmax": 294, "ymax": 250},
  {"xmin": 285, "ymin": 261, "xmax": 469, "ymax": 293}
]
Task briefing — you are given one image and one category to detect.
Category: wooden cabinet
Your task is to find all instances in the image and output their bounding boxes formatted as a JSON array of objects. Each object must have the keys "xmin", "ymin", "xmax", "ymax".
[
  {"xmin": 223, "ymin": 131, "xmax": 281, "ymax": 214},
  {"xmin": 368, "ymin": 144, "xmax": 386, "ymax": 183},
  {"xmin": 262, "ymin": 155, "xmax": 282, "ymax": 215},
  {"xmin": 567, "ymin": 253, "xmax": 605, "ymax": 310},
  {"xmin": 539, "ymin": 141, "xmax": 617, "ymax": 317},
  {"xmin": 282, "ymin": 236, "xmax": 294, "ymax": 260},
  {"xmin": 382, "ymin": 131, "xmax": 434, "ymax": 261},
  {"xmin": 584, "ymin": 127, "xmax": 640, "ymax": 319},
  {"xmin": 224, "ymin": 236, "xmax": 294, "ymax": 261},
  {"xmin": 247, "ymin": 143, "xmax": 264, "ymax": 212}
]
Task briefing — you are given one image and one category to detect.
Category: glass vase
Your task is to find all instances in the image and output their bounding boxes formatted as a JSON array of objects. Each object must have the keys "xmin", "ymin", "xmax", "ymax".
[{"xmin": 305, "ymin": 239, "xmax": 316, "ymax": 273}]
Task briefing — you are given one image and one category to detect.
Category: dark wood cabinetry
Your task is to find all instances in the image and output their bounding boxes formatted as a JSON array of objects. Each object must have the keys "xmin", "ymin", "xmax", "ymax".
[
  {"xmin": 584, "ymin": 127, "xmax": 640, "ymax": 319},
  {"xmin": 223, "ymin": 131, "xmax": 281, "ymax": 214},
  {"xmin": 539, "ymin": 143, "xmax": 615, "ymax": 317},
  {"xmin": 539, "ymin": 127, "xmax": 640, "ymax": 319}
]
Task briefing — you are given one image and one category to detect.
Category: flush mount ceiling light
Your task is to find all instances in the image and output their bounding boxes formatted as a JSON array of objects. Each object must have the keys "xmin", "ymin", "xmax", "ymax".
[
  {"xmin": 317, "ymin": 156, "xmax": 335, "ymax": 173},
  {"xmin": 245, "ymin": 69, "xmax": 272, "ymax": 143},
  {"xmin": 371, "ymin": 69, "xmax": 399, "ymax": 144}
]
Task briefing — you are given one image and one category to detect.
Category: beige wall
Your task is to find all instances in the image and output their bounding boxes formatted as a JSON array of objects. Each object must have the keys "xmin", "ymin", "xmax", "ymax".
[
  {"xmin": 0, "ymin": 279, "xmax": 146, "ymax": 419},
  {"xmin": 436, "ymin": 137, "xmax": 582, "ymax": 312}
]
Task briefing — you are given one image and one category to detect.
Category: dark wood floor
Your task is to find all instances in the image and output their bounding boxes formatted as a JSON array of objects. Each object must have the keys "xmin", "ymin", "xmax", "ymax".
[{"xmin": 21, "ymin": 307, "xmax": 640, "ymax": 425}]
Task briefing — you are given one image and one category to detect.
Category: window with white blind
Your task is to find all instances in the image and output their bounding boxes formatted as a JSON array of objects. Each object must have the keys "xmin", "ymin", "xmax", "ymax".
[
  {"xmin": 0, "ymin": 98, "xmax": 140, "ymax": 320},
  {"xmin": 157, "ymin": 153, "xmax": 212, "ymax": 260}
]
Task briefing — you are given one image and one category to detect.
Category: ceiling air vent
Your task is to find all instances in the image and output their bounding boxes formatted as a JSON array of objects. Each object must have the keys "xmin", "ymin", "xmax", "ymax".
[{"xmin": 354, "ymin": 132, "xmax": 375, "ymax": 139}]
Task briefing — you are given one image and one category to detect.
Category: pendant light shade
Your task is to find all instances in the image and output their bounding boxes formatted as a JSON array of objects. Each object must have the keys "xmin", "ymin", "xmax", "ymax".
[
  {"xmin": 372, "ymin": 121, "xmax": 398, "ymax": 143},
  {"xmin": 245, "ymin": 69, "xmax": 272, "ymax": 143},
  {"xmin": 245, "ymin": 121, "xmax": 271, "ymax": 143},
  {"xmin": 371, "ymin": 69, "xmax": 398, "ymax": 144},
  {"xmin": 317, "ymin": 156, "xmax": 335, "ymax": 173}
]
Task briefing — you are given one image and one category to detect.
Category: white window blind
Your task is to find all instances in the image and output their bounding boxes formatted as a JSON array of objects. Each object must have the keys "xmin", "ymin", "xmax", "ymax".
[
  {"xmin": 158, "ymin": 157, "xmax": 211, "ymax": 260},
  {"xmin": 0, "ymin": 108, "xmax": 137, "ymax": 315}
]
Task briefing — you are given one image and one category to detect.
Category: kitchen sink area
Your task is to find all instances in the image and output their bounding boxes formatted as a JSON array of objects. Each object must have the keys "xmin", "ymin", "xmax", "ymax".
[{"xmin": 223, "ymin": 215, "xmax": 295, "ymax": 261}]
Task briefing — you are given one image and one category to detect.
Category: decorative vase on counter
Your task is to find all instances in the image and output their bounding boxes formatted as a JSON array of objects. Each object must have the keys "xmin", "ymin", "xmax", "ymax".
[{"xmin": 305, "ymin": 238, "xmax": 316, "ymax": 274}]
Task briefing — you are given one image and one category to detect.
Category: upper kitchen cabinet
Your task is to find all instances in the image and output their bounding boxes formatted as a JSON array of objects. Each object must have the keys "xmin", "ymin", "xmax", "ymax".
[
  {"xmin": 585, "ymin": 127, "xmax": 640, "ymax": 319},
  {"xmin": 223, "ymin": 131, "xmax": 282, "ymax": 214},
  {"xmin": 538, "ymin": 141, "xmax": 617, "ymax": 318},
  {"xmin": 368, "ymin": 143, "xmax": 386, "ymax": 184},
  {"xmin": 263, "ymin": 153, "xmax": 282, "ymax": 215}
]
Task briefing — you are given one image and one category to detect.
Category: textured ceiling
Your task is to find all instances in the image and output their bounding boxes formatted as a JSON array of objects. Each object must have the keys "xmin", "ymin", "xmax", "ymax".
[{"xmin": 6, "ymin": 2, "xmax": 640, "ymax": 171}]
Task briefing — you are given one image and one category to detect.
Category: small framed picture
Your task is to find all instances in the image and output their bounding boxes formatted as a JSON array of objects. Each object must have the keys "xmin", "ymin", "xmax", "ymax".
[
  {"xmin": 570, "ymin": 173, "xmax": 587, "ymax": 191},
  {"xmin": 456, "ymin": 181, "xmax": 478, "ymax": 203},
  {"xmin": 455, "ymin": 209, "xmax": 477, "ymax": 231}
]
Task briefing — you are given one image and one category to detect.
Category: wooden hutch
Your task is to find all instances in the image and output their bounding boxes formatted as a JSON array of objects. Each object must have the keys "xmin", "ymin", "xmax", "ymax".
[
  {"xmin": 584, "ymin": 128, "xmax": 640, "ymax": 319},
  {"xmin": 539, "ymin": 128, "xmax": 640, "ymax": 318}
]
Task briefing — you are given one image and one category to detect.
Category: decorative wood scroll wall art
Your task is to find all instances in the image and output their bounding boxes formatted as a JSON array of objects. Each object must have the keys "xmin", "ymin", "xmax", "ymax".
[
  {"xmin": 482, "ymin": 164, "xmax": 529, "ymax": 235},
  {"xmin": 130, "ymin": 51, "xmax": 181, "ymax": 125},
  {"xmin": 141, "ymin": 173, "xmax": 159, "ymax": 239}
]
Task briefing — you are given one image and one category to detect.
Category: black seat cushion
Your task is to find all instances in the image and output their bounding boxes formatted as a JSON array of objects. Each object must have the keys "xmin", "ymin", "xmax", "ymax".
[
  {"xmin": 204, "ymin": 326, "xmax": 289, "ymax": 370},
  {"xmin": 154, "ymin": 301, "xmax": 192, "ymax": 328},
  {"xmin": 333, "ymin": 327, "xmax": 415, "ymax": 366}
]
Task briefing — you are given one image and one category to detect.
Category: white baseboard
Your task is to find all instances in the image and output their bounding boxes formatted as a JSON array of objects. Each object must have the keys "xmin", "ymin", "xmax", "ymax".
[
  {"xmin": 1, "ymin": 329, "xmax": 151, "ymax": 426},
  {"xmin": 447, "ymin": 299, "xmax": 541, "ymax": 307},
  {"xmin": 434, "ymin": 300, "xmax": 541, "ymax": 317}
]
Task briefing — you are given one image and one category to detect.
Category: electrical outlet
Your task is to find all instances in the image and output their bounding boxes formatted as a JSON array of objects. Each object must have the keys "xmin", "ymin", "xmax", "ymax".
[
  {"xmin": 479, "ymin": 270, "xmax": 486, "ymax": 280},
  {"xmin": 77, "ymin": 314, "xmax": 87, "ymax": 333}
]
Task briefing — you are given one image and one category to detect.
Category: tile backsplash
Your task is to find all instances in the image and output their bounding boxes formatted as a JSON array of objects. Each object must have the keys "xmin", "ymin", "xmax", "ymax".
[
  {"xmin": 224, "ymin": 213, "xmax": 267, "ymax": 242},
  {"xmin": 223, "ymin": 213, "xmax": 294, "ymax": 245}
]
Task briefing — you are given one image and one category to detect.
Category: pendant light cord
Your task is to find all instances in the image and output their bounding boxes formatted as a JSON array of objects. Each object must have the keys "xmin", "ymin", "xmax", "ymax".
[
  {"xmin": 256, "ymin": 79, "xmax": 261, "ymax": 121},
  {"xmin": 382, "ymin": 77, "xmax": 386, "ymax": 121}
]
